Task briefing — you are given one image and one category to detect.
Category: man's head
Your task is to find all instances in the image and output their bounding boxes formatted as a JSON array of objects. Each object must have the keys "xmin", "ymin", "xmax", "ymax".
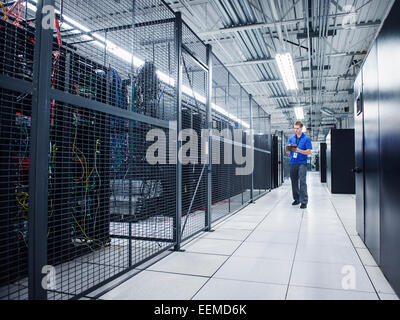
[{"xmin": 294, "ymin": 121, "xmax": 303, "ymax": 137}]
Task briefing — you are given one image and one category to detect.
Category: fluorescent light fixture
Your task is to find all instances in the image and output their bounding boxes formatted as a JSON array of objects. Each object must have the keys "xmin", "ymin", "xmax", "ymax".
[
  {"xmin": 25, "ymin": 0, "xmax": 250, "ymax": 129},
  {"xmin": 294, "ymin": 107, "xmax": 304, "ymax": 120},
  {"xmin": 321, "ymin": 107, "xmax": 335, "ymax": 116},
  {"xmin": 275, "ymin": 53, "xmax": 298, "ymax": 91}
]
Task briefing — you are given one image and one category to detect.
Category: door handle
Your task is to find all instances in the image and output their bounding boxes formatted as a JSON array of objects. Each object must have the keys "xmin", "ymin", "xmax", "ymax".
[{"xmin": 352, "ymin": 167, "xmax": 362, "ymax": 173}]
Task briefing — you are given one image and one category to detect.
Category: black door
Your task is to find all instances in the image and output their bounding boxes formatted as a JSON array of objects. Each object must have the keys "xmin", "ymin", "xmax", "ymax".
[
  {"xmin": 362, "ymin": 42, "xmax": 380, "ymax": 263},
  {"xmin": 320, "ymin": 143, "xmax": 327, "ymax": 183},
  {"xmin": 354, "ymin": 72, "xmax": 365, "ymax": 241},
  {"xmin": 271, "ymin": 136, "xmax": 278, "ymax": 188}
]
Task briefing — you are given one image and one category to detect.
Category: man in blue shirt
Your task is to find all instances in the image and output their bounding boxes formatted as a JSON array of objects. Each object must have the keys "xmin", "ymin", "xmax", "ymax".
[{"xmin": 286, "ymin": 121, "xmax": 312, "ymax": 209}]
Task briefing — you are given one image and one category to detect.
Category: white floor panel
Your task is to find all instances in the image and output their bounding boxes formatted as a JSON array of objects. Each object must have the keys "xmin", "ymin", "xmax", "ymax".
[
  {"xmin": 147, "ymin": 252, "xmax": 228, "ymax": 277},
  {"xmin": 184, "ymin": 238, "xmax": 242, "ymax": 256},
  {"xmin": 287, "ymin": 286, "xmax": 378, "ymax": 300},
  {"xmin": 100, "ymin": 271, "xmax": 208, "ymax": 300},
  {"xmin": 193, "ymin": 278, "xmax": 287, "ymax": 300},
  {"xmin": 246, "ymin": 230, "xmax": 299, "ymax": 245},
  {"xmin": 295, "ymin": 243, "xmax": 363, "ymax": 265},
  {"xmin": 233, "ymin": 242, "xmax": 296, "ymax": 261},
  {"xmin": 290, "ymin": 260, "xmax": 375, "ymax": 292},
  {"xmin": 213, "ymin": 256, "xmax": 292, "ymax": 285},
  {"xmin": 200, "ymin": 228, "xmax": 252, "ymax": 241}
]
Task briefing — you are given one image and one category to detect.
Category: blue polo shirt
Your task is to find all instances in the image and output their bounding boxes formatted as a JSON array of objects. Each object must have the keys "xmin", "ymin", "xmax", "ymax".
[{"xmin": 288, "ymin": 133, "xmax": 312, "ymax": 164}]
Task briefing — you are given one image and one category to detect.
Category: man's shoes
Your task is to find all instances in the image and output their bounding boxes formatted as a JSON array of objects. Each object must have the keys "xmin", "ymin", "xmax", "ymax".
[
  {"xmin": 292, "ymin": 200, "xmax": 300, "ymax": 205},
  {"xmin": 300, "ymin": 203, "xmax": 307, "ymax": 209}
]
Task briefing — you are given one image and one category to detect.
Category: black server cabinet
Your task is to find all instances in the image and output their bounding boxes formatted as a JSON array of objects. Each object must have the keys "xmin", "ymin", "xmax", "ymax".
[
  {"xmin": 353, "ymin": 0, "xmax": 400, "ymax": 297},
  {"xmin": 254, "ymin": 134, "xmax": 271, "ymax": 190},
  {"xmin": 326, "ymin": 129, "xmax": 355, "ymax": 194},
  {"xmin": 181, "ymin": 109, "xmax": 206, "ymax": 216},
  {"xmin": 211, "ymin": 118, "xmax": 221, "ymax": 204},
  {"xmin": 274, "ymin": 131, "xmax": 284, "ymax": 186},
  {"xmin": 376, "ymin": 0, "xmax": 400, "ymax": 296},
  {"xmin": 320, "ymin": 143, "xmax": 327, "ymax": 183},
  {"xmin": 280, "ymin": 134, "xmax": 284, "ymax": 185},
  {"xmin": 0, "ymin": 20, "xmax": 115, "ymax": 281},
  {"xmin": 361, "ymin": 42, "xmax": 381, "ymax": 263},
  {"xmin": 265, "ymin": 134, "xmax": 272, "ymax": 190},
  {"xmin": 0, "ymin": 92, "xmax": 33, "ymax": 286},
  {"xmin": 0, "ymin": 19, "xmax": 35, "ymax": 286},
  {"xmin": 271, "ymin": 135, "xmax": 279, "ymax": 189}
]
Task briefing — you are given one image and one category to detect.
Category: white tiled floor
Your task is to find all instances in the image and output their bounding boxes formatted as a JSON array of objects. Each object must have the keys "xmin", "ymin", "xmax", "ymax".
[{"xmin": 100, "ymin": 172, "xmax": 399, "ymax": 300}]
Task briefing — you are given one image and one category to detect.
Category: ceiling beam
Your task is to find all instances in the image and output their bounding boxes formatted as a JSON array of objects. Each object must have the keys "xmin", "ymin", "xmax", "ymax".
[
  {"xmin": 199, "ymin": 19, "xmax": 381, "ymax": 37},
  {"xmin": 253, "ymin": 90, "xmax": 353, "ymax": 99},
  {"xmin": 273, "ymin": 101, "xmax": 350, "ymax": 109},
  {"xmin": 301, "ymin": 65, "xmax": 331, "ymax": 71},
  {"xmin": 220, "ymin": 51, "xmax": 366, "ymax": 68},
  {"xmin": 240, "ymin": 75, "xmax": 355, "ymax": 86}
]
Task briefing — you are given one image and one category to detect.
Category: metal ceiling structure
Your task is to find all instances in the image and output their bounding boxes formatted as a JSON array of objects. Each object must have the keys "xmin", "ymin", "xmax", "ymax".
[{"xmin": 165, "ymin": 0, "xmax": 394, "ymax": 141}]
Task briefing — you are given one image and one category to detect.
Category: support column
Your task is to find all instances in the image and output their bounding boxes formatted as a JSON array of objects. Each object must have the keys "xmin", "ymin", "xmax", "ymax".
[
  {"xmin": 205, "ymin": 44, "xmax": 213, "ymax": 231},
  {"xmin": 249, "ymin": 94, "xmax": 254, "ymax": 203},
  {"xmin": 174, "ymin": 12, "xmax": 183, "ymax": 251},
  {"xmin": 28, "ymin": 0, "xmax": 55, "ymax": 300}
]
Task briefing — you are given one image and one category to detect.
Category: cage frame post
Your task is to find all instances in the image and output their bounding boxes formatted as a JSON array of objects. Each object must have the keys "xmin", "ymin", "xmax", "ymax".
[
  {"xmin": 28, "ymin": 0, "xmax": 55, "ymax": 300},
  {"xmin": 268, "ymin": 114, "xmax": 272, "ymax": 192},
  {"xmin": 173, "ymin": 11, "xmax": 183, "ymax": 251},
  {"xmin": 249, "ymin": 94, "xmax": 254, "ymax": 203},
  {"xmin": 205, "ymin": 44, "xmax": 213, "ymax": 232},
  {"xmin": 127, "ymin": 0, "xmax": 137, "ymax": 269}
]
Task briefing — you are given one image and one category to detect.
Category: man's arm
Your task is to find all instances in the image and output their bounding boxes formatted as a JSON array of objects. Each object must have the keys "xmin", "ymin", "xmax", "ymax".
[
  {"xmin": 295, "ymin": 148, "xmax": 311, "ymax": 155},
  {"xmin": 295, "ymin": 137, "xmax": 312, "ymax": 155}
]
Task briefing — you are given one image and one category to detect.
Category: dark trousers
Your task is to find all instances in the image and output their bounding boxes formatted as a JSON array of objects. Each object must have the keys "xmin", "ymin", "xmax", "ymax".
[{"xmin": 290, "ymin": 164, "xmax": 308, "ymax": 204}]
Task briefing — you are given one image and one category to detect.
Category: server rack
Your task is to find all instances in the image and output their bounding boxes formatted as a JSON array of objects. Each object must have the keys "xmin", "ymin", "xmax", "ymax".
[
  {"xmin": 353, "ymin": 0, "xmax": 400, "ymax": 296},
  {"xmin": 320, "ymin": 142, "xmax": 327, "ymax": 183},
  {"xmin": 326, "ymin": 129, "xmax": 355, "ymax": 194},
  {"xmin": 271, "ymin": 132, "xmax": 283, "ymax": 189}
]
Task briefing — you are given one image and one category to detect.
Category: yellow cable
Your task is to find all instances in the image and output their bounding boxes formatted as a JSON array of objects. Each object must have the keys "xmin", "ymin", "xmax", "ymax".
[
  {"xmin": 70, "ymin": 113, "xmax": 109, "ymax": 250},
  {"xmin": 72, "ymin": 124, "xmax": 85, "ymax": 182},
  {"xmin": 0, "ymin": 1, "xmax": 10, "ymax": 23}
]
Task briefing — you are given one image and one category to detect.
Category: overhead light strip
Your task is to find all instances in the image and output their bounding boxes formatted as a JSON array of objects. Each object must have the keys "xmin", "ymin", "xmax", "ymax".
[
  {"xmin": 294, "ymin": 107, "xmax": 304, "ymax": 120},
  {"xmin": 275, "ymin": 53, "xmax": 298, "ymax": 91}
]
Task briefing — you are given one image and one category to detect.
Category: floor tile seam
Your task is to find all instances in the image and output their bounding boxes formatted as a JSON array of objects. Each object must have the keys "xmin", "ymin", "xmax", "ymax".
[
  {"xmin": 143, "ymin": 268, "xmax": 211, "ymax": 279},
  {"xmin": 287, "ymin": 283, "xmax": 379, "ymax": 296},
  {"xmin": 284, "ymin": 208, "xmax": 305, "ymax": 300}
]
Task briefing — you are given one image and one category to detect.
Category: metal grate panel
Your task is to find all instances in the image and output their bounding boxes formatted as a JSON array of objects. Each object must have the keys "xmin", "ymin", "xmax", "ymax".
[{"xmin": 0, "ymin": 88, "xmax": 31, "ymax": 300}]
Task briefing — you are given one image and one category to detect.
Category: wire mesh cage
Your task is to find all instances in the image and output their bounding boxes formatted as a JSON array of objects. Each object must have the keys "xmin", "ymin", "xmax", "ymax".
[
  {"xmin": 0, "ymin": 88, "xmax": 32, "ymax": 300},
  {"xmin": 0, "ymin": 0, "xmax": 180, "ymax": 300},
  {"xmin": 0, "ymin": 0, "xmax": 37, "ymax": 301},
  {"xmin": 209, "ymin": 53, "xmax": 259, "ymax": 223},
  {"xmin": 179, "ymin": 21, "xmax": 209, "ymax": 241},
  {"xmin": 0, "ymin": 0, "xmax": 272, "ymax": 300},
  {"xmin": 47, "ymin": 0, "xmax": 180, "ymax": 299},
  {"xmin": 252, "ymin": 103, "xmax": 272, "ymax": 196}
]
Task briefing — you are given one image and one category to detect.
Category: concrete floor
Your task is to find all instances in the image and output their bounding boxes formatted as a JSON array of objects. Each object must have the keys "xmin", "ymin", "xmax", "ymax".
[{"xmin": 99, "ymin": 172, "xmax": 399, "ymax": 300}]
